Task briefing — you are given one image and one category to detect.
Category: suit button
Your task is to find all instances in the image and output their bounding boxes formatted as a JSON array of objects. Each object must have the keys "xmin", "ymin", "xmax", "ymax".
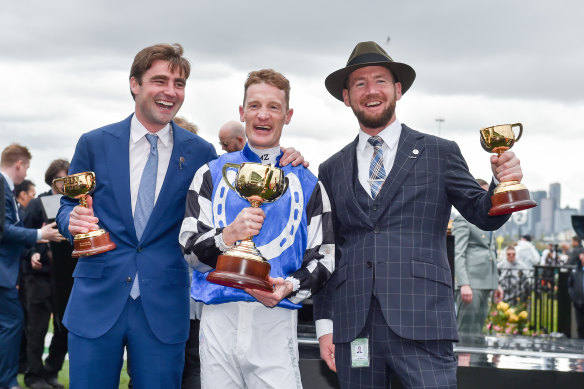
[
  {"xmin": 372, "ymin": 205, "xmax": 378, "ymax": 211},
  {"xmin": 126, "ymin": 277, "xmax": 132, "ymax": 284},
  {"xmin": 137, "ymin": 246, "xmax": 142, "ymax": 253},
  {"xmin": 367, "ymin": 261, "xmax": 373, "ymax": 269},
  {"xmin": 373, "ymin": 226, "xmax": 380, "ymax": 234}
]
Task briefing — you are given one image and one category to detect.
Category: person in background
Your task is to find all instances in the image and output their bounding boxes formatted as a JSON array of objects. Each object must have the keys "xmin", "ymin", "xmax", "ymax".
[
  {"xmin": 515, "ymin": 234, "xmax": 540, "ymax": 268},
  {"xmin": 218, "ymin": 120, "xmax": 246, "ymax": 153},
  {"xmin": 568, "ymin": 236, "xmax": 583, "ymax": 266},
  {"xmin": 568, "ymin": 251, "xmax": 584, "ymax": 338},
  {"xmin": 21, "ymin": 159, "xmax": 73, "ymax": 389},
  {"xmin": 453, "ymin": 178, "xmax": 504, "ymax": 334},
  {"xmin": 1, "ymin": 143, "xmax": 63, "ymax": 389},
  {"xmin": 13, "ymin": 180, "xmax": 36, "ymax": 210},
  {"xmin": 174, "ymin": 116, "xmax": 200, "ymax": 135}
]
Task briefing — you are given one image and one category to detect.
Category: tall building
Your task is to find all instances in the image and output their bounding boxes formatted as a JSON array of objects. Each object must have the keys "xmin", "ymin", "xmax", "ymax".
[
  {"xmin": 549, "ymin": 183, "xmax": 561, "ymax": 209},
  {"xmin": 539, "ymin": 198, "xmax": 554, "ymax": 237},
  {"xmin": 529, "ymin": 190, "xmax": 547, "ymax": 236}
]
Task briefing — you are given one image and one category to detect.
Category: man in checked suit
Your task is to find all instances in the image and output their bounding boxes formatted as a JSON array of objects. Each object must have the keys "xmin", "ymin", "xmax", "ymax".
[
  {"xmin": 453, "ymin": 178, "xmax": 504, "ymax": 334},
  {"xmin": 312, "ymin": 41, "xmax": 523, "ymax": 388}
]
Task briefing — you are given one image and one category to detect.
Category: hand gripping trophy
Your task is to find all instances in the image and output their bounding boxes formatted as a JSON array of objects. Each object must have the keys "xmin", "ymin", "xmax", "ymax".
[
  {"xmin": 52, "ymin": 171, "xmax": 116, "ymax": 257},
  {"xmin": 480, "ymin": 123, "xmax": 537, "ymax": 216},
  {"xmin": 206, "ymin": 162, "xmax": 289, "ymax": 292}
]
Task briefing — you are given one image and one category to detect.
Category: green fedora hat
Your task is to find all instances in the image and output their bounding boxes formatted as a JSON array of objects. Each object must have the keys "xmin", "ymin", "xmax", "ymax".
[{"xmin": 325, "ymin": 41, "xmax": 416, "ymax": 101}]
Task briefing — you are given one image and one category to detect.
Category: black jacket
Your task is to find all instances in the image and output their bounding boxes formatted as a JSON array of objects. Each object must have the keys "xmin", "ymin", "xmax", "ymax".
[{"xmin": 568, "ymin": 266, "xmax": 584, "ymax": 308}]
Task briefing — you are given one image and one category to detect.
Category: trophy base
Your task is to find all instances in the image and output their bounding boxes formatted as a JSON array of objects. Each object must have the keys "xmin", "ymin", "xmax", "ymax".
[
  {"xmin": 72, "ymin": 229, "xmax": 117, "ymax": 258},
  {"xmin": 207, "ymin": 254, "xmax": 273, "ymax": 292},
  {"xmin": 489, "ymin": 188, "xmax": 537, "ymax": 216}
]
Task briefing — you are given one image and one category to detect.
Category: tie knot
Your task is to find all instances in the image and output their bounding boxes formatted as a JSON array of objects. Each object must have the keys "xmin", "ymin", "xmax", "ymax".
[
  {"xmin": 145, "ymin": 134, "xmax": 158, "ymax": 149},
  {"xmin": 368, "ymin": 136, "xmax": 383, "ymax": 148}
]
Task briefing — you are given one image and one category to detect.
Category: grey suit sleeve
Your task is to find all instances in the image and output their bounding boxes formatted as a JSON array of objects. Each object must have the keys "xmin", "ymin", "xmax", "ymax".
[{"xmin": 452, "ymin": 215, "xmax": 471, "ymax": 287}]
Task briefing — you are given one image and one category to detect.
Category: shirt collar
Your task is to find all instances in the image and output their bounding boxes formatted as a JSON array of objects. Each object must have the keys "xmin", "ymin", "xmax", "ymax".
[
  {"xmin": 130, "ymin": 114, "xmax": 172, "ymax": 146},
  {"xmin": 242, "ymin": 143, "xmax": 284, "ymax": 167},
  {"xmin": 357, "ymin": 119, "xmax": 402, "ymax": 153},
  {"xmin": 0, "ymin": 171, "xmax": 14, "ymax": 191}
]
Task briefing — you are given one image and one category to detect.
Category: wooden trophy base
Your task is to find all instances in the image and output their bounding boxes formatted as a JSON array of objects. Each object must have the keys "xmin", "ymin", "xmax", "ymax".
[
  {"xmin": 207, "ymin": 254, "xmax": 273, "ymax": 292},
  {"xmin": 489, "ymin": 188, "xmax": 537, "ymax": 216},
  {"xmin": 72, "ymin": 229, "xmax": 117, "ymax": 258}
]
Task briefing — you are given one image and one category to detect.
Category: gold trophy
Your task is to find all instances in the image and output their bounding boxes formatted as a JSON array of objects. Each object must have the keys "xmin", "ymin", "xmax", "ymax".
[
  {"xmin": 52, "ymin": 172, "xmax": 117, "ymax": 258},
  {"xmin": 206, "ymin": 163, "xmax": 289, "ymax": 292},
  {"xmin": 480, "ymin": 123, "xmax": 537, "ymax": 216}
]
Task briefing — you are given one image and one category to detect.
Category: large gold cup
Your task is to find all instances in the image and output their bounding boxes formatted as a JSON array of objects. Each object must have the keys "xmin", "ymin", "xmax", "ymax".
[
  {"xmin": 480, "ymin": 123, "xmax": 537, "ymax": 216},
  {"xmin": 206, "ymin": 163, "xmax": 289, "ymax": 292},
  {"xmin": 52, "ymin": 172, "xmax": 116, "ymax": 258}
]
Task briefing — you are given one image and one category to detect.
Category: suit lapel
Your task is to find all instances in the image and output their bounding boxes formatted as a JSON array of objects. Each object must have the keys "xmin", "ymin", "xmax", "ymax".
[
  {"xmin": 141, "ymin": 125, "xmax": 194, "ymax": 241},
  {"xmin": 340, "ymin": 137, "xmax": 375, "ymax": 228},
  {"xmin": 103, "ymin": 116, "xmax": 135, "ymax": 240},
  {"xmin": 376, "ymin": 124, "xmax": 425, "ymax": 207}
]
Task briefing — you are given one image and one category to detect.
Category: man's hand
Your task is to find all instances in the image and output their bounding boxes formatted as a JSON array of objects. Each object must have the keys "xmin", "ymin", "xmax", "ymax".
[
  {"xmin": 490, "ymin": 151, "xmax": 523, "ymax": 183},
  {"xmin": 31, "ymin": 253, "xmax": 42, "ymax": 270},
  {"xmin": 493, "ymin": 285, "xmax": 504, "ymax": 304},
  {"xmin": 68, "ymin": 195, "xmax": 99, "ymax": 235},
  {"xmin": 318, "ymin": 333, "xmax": 336, "ymax": 372},
  {"xmin": 40, "ymin": 222, "xmax": 65, "ymax": 243},
  {"xmin": 222, "ymin": 207, "xmax": 265, "ymax": 246},
  {"xmin": 245, "ymin": 277, "xmax": 293, "ymax": 307},
  {"xmin": 279, "ymin": 146, "xmax": 309, "ymax": 168},
  {"xmin": 460, "ymin": 284, "xmax": 473, "ymax": 304}
]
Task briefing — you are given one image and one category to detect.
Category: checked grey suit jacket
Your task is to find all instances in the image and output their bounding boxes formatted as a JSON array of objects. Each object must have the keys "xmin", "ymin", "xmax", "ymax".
[{"xmin": 313, "ymin": 124, "xmax": 509, "ymax": 343}]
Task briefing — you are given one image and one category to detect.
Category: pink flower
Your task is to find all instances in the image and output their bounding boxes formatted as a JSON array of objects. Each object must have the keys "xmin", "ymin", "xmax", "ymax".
[
  {"xmin": 494, "ymin": 325, "xmax": 502, "ymax": 332},
  {"xmin": 505, "ymin": 327, "xmax": 512, "ymax": 334},
  {"xmin": 486, "ymin": 323, "xmax": 492, "ymax": 330},
  {"xmin": 491, "ymin": 311, "xmax": 498, "ymax": 317}
]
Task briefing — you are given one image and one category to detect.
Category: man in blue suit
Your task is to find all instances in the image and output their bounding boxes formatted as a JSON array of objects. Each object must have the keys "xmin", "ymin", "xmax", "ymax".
[
  {"xmin": 313, "ymin": 41, "xmax": 523, "ymax": 388},
  {"xmin": 1, "ymin": 144, "xmax": 62, "ymax": 389},
  {"xmin": 56, "ymin": 43, "xmax": 305, "ymax": 389}
]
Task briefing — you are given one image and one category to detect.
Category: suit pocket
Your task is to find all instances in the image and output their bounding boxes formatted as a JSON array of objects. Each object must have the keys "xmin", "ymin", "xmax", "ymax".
[
  {"xmin": 73, "ymin": 260, "xmax": 106, "ymax": 279},
  {"xmin": 411, "ymin": 259, "xmax": 451, "ymax": 287}
]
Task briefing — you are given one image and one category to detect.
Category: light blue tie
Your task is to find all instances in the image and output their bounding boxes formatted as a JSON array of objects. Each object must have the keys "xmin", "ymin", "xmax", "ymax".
[
  {"xmin": 131, "ymin": 133, "xmax": 158, "ymax": 299},
  {"xmin": 368, "ymin": 136, "xmax": 387, "ymax": 198}
]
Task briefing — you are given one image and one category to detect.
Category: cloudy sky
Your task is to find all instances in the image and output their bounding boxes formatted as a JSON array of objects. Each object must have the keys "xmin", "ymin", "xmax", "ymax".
[{"xmin": 2, "ymin": 1, "xmax": 583, "ymax": 210}]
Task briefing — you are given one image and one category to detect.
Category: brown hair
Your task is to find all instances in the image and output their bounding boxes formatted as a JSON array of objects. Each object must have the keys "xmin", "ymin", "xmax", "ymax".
[
  {"xmin": 243, "ymin": 69, "xmax": 291, "ymax": 109},
  {"xmin": 129, "ymin": 43, "xmax": 190, "ymax": 100},
  {"xmin": 1, "ymin": 143, "xmax": 32, "ymax": 168},
  {"xmin": 45, "ymin": 159, "xmax": 70, "ymax": 186},
  {"xmin": 173, "ymin": 116, "xmax": 199, "ymax": 135}
]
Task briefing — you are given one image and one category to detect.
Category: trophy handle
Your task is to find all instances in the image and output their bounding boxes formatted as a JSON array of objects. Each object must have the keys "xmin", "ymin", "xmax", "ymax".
[
  {"xmin": 51, "ymin": 177, "xmax": 66, "ymax": 196},
  {"xmin": 511, "ymin": 123, "xmax": 523, "ymax": 142},
  {"xmin": 222, "ymin": 163, "xmax": 241, "ymax": 192}
]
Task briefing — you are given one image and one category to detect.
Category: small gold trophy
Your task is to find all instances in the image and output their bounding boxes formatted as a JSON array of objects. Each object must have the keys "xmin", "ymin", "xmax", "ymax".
[
  {"xmin": 52, "ymin": 172, "xmax": 116, "ymax": 258},
  {"xmin": 479, "ymin": 123, "xmax": 537, "ymax": 216},
  {"xmin": 206, "ymin": 163, "xmax": 289, "ymax": 292}
]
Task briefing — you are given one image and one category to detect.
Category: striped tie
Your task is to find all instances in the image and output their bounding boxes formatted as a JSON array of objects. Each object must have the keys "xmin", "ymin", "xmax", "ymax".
[
  {"xmin": 131, "ymin": 133, "xmax": 158, "ymax": 299},
  {"xmin": 368, "ymin": 136, "xmax": 386, "ymax": 198}
]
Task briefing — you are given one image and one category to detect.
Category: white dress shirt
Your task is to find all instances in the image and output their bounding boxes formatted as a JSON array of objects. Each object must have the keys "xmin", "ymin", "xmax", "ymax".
[
  {"xmin": 129, "ymin": 115, "xmax": 173, "ymax": 215},
  {"xmin": 356, "ymin": 119, "xmax": 402, "ymax": 197}
]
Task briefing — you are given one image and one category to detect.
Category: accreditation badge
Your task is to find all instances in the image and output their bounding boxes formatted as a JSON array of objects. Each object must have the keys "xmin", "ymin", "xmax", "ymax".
[{"xmin": 350, "ymin": 337, "xmax": 370, "ymax": 367}]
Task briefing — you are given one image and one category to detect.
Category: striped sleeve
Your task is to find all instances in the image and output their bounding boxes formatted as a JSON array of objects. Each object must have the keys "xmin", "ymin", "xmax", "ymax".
[
  {"xmin": 179, "ymin": 164, "xmax": 228, "ymax": 272},
  {"xmin": 286, "ymin": 181, "xmax": 335, "ymax": 304}
]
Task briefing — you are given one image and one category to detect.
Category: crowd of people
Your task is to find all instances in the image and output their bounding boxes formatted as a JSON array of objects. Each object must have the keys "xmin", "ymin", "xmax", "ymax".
[{"xmin": 2, "ymin": 40, "xmax": 531, "ymax": 389}]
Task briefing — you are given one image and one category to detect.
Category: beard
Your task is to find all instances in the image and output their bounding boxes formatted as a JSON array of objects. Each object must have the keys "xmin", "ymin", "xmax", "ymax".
[{"xmin": 350, "ymin": 98, "xmax": 396, "ymax": 130}]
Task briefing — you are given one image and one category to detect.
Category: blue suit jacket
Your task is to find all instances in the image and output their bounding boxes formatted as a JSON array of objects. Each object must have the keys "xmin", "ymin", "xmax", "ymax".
[
  {"xmin": 313, "ymin": 125, "xmax": 509, "ymax": 343},
  {"xmin": 0, "ymin": 175, "xmax": 37, "ymax": 288},
  {"xmin": 56, "ymin": 115, "xmax": 217, "ymax": 344}
]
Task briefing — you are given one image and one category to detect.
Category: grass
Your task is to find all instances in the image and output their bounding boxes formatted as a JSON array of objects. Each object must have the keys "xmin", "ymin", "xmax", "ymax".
[{"xmin": 17, "ymin": 360, "xmax": 131, "ymax": 388}]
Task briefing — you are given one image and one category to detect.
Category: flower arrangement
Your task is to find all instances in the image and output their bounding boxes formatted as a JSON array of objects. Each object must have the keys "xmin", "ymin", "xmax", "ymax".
[{"xmin": 486, "ymin": 301, "xmax": 531, "ymax": 335}]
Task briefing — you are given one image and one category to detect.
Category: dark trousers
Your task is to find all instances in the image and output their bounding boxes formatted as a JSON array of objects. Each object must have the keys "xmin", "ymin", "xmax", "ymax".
[
  {"xmin": 23, "ymin": 274, "xmax": 68, "ymax": 383},
  {"xmin": 0, "ymin": 286, "xmax": 24, "ymax": 388},
  {"xmin": 336, "ymin": 296, "xmax": 457, "ymax": 389},
  {"xmin": 182, "ymin": 319, "xmax": 201, "ymax": 389},
  {"xmin": 575, "ymin": 304, "xmax": 584, "ymax": 339}
]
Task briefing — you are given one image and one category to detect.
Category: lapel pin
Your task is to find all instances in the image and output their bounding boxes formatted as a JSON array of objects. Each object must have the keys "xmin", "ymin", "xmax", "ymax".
[
  {"xmin": 179, "ymin": 157, "xmax": 185, "ymax": 169},
  {"xmin": 409, "ymin": 149, "xmax": 419, "ymax": 159}
]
